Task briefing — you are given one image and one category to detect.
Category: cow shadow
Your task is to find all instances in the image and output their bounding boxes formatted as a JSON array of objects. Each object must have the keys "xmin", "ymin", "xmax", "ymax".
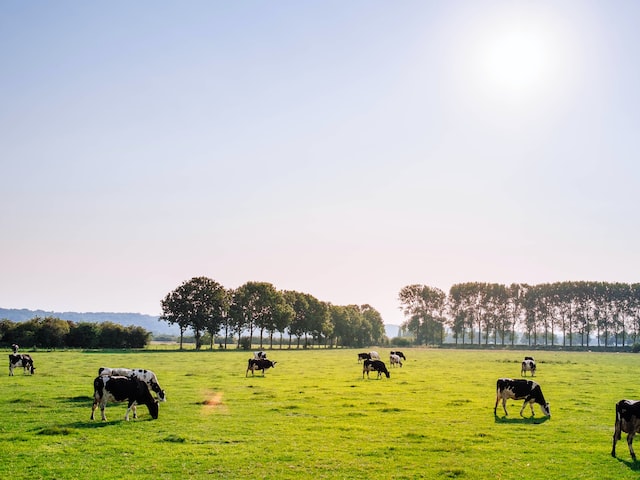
[
  {"xmin": 614, "ymin": 457, "xmax": 640, "ymax": 471},
  {"xmin": 494, "ymin": 414, "xmax": 550, "ymax": 425}
]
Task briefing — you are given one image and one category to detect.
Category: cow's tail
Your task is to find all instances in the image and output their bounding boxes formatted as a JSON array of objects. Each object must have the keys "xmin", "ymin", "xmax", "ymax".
[{"xmin": 614, "ymin": 402, "xmax": 623, "ymax": 441}]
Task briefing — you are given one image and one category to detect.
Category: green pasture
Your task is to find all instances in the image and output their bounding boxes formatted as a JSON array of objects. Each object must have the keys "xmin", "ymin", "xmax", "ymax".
[{"xmin": 1, "ymin": 348, "xmax": 639, "ymax": 479}]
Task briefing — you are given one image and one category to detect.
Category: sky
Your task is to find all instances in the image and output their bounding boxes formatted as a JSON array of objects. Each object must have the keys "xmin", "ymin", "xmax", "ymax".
[{"xmin": 2, "ymin": 1, "xmax": 639, "ymax": 326}]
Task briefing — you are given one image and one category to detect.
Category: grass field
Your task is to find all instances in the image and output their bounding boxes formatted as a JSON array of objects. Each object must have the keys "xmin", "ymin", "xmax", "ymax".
[{"xmin": 1, "ymin": 348, "xmax": 639, "ymax": 479}]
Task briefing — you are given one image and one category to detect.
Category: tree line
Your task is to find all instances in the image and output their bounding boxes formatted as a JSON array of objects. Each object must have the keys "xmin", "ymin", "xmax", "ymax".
[
  {"xmin": 160, "ymin": 277, "xmax": 386, "ymax": 350},
  {"xmin": 399, "ymin": 281, "xmax": 640, "ymax": 347},
  {"xmin": 0, "ymin": 317, "xmax": 150, "ymax": 349}
]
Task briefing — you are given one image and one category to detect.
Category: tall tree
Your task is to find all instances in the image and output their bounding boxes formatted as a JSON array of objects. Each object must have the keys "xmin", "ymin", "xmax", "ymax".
[{"xmin": 160, "ymin": 276, "xmax": 227, "ymax": 350}]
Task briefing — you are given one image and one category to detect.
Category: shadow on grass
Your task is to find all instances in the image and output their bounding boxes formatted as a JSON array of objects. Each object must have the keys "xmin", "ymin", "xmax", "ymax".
[
  {"xmin": 614, "ymin": 456, "xmax": 640, "ymax": 471},
  {"xmin": 494, "ymin": 414, "xmax": 550, "ymax": 425}
]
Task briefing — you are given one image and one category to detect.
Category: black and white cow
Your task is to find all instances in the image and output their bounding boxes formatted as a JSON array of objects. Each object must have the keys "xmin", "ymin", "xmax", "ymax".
[
  {"xmin": 389, "ymin": 353, "xmax": 403, "ymax": 368},
  {"xmin": 98, "ymin": 367, "xmax": 166, "ymax": 402},
  {"xmin": 246, "ymin": 358, "xmax": 277, "ymax": 377},
  {"xmin": 357, "ymin": 352, "xmax": 371, "ymax": 363},
  {"xmin": 521, "ymin": 359, "xmax": 536, "ymax": 377},
  {"xmin": 363, "ymin": 359, "xmax": 390, "ymax": 379},
  {"xmin": 91, "ymin": 375, "xmax": 159, "ymax": 421},
  {"xmin": 612, "ymin": 399, "xmax": 640, "ymax": 461},
  {"xmin": 494, "ymin": 378, "xmax": 550, "ymax": 417},
  {"xmin": 390, "ymin": 350, "xmax": 407, "ymax": 360},
  {"xmin": 9, "ymin": 354, "xmax": 35, "ymax": 376},
  {"xmin": 253, "ymin": 351, "xmax": 268, "ymax": 360}
]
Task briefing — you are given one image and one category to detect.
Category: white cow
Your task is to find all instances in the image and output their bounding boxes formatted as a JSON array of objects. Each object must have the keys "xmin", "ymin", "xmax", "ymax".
[
  {"xmin": 369, "ymin": 351, "xmax": 380, "ymax": 360},
  {"xmin": 98, "ymin": 367, "xmax": 166, "ymax": 402},
  {"xmin": 389, "ymin": 353, "xmax": 403, "ymax": 368}
]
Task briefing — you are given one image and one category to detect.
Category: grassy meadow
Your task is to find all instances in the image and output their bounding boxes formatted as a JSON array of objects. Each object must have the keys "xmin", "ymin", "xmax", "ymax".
[{"xmin": 1, "ymin": 347, "xmax": 639, "ymax": 479}]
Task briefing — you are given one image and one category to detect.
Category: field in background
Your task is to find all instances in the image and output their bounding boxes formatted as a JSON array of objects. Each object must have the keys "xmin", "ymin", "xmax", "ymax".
[{"xmin": 1, "ymin": 348, "xmax": 639, "ymax": 479}]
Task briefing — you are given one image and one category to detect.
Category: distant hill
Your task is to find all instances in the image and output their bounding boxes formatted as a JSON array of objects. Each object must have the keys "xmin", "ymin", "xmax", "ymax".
[{"xmin": 0, "ymin": 308, "xmax": 179, "ymax": 336}]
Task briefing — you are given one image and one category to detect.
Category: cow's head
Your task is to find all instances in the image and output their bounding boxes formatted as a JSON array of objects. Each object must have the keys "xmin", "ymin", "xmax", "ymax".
[
  {"xmin": 542, "ymin": 403, "xmax": 551, "ymax": 417},
  {"xmin": 147, "ymin": 400, "xmax": 159, "ymax": 419},
  {"xmin": 150, "ymin": 382, "xmax": 166, "ymax": 402}
]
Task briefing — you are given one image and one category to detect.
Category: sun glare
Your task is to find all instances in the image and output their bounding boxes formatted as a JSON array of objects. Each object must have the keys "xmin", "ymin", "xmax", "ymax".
[{"xmin": 483, "ymin": 27, "xmax": 550, "ymax": 96}]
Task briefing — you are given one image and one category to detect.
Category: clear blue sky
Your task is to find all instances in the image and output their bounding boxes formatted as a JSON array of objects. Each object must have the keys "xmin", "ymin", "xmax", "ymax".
[{"xmin": 2, "ymin": 1, "xmax": 639, "ymax": 326}]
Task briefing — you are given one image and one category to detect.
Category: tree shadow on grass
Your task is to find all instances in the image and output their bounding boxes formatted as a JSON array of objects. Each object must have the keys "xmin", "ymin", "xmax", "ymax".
[{"xmin": 494, "ymin": 414, "xmax": 550, "ymax": 425}]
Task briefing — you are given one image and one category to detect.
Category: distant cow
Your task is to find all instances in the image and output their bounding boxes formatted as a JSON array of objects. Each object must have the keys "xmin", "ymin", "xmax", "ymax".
[
  {"xmin": 612, "ymin": 399, "xmax": 640, "ymax": 461},
  {"xmin": 357, "ymin": 353, "xmax": 371, "ymax": 363},
  {"xmin": 246, "ymin": 358, "xmax": 277, "ymax": 377},
  {"xmin": 368, "ymin": 351, "xmax": 380, "ymax": 360},
  {"xmin": 9, "ymin": 354, "xmax": 35, "ymax": 376},
  {"xmin": 91, "ymin": 375, "xmax": 159, "ymax": 421},
  {"xmin": 524, "ymin": 356, "xmax": 534, "ymax": 361},
  {"xmin": 521, "ymin": 359, "xmax": 536, "ymax": 377},
  {"xmin": 98, "ymin": 367, "xmax": 166, "ymax": 402},
  {"xmin": 363, "ymin": 359, "xmax": 390, "ymax": 379},
  {"xmin": 253, "ymin": 351, "xmax": 267, "ymax": 360},
  {"xmin": 389, "ymin": 353, "xmax": 403, "ymax": 368},
  {"xmin": 11, "ymin": 344, "xmax": 19, "ymax": 354},
  {"xmin": 494, "ymin": 378, "xmax": 550, "ymax": 417},
  {"xmin": 390, "ymin": 351, "xmax": 406, "ymax": 360}
]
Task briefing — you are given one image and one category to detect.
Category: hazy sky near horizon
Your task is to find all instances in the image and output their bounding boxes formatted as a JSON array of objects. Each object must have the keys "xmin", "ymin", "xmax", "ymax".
[{"xmin": 2, "ymin": 1, "xmax": 639, "ymax": 325}]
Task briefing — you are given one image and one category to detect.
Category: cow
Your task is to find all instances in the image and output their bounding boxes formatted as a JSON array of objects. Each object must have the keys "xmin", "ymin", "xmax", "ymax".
[
  {"xmin": 246, "ymin": 358, "xmax": 277, "ymax": 377},
  {"xmin": 357, "ymin": 353, "xmax": 371, "ymax": 363},
  {"xmin": 368, "ymin": 351, "xmax": 381, "ymax": 360},
  {"xmin": 253, "ymin": 351, "xmax": 267, "ymax": 360},
  {"xmin": 521, "ymin": 359, "xmax": 536, "ymax": 377},
  {"xmin": 363, "ymin": 359, "xmax": 390, "ymax": 379},
  {"xmin": 11, "ymin": 344, "xmax": 19, "ymax": 354},
  {"xmin": 98, "ymin": 367, "xmax": 166, "ymax": 402},
  {"xmin": 390, "ymin": 350, "xmax": 407, "ymax": 360},
  {"xmin": 612, "ymin": 399, "xmax": 640, "ymax": 461},
  {"xmin": 524, "ymin": 356, "xmax": 535, "ymax": 361},
  {"xmin": 91, "ymin": 375, "xmax": 159, "ymax": 421},
  {"xmin": 494, "ymin": 378, "xmax": 550, "ymax": 417},
  {"xmin": 389, "ymin": 353, "xmax": 403, "ymax": 368},
  {"xmin": 9, "ymin": 354, "xmax": 35, "ymax": 376}
]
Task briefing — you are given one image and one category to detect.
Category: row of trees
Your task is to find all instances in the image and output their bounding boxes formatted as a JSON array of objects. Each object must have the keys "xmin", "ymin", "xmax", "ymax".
[
  {"xmin": 160, "ymin": 277, "xmax": 386, "ymax": 350},
  {"xmin": 399, "ymin": 281, "xmax": 640, "ymax": 347},
  {"xmin": 0, "ymin": 317, "xmax": 150, "ymax": 349}
]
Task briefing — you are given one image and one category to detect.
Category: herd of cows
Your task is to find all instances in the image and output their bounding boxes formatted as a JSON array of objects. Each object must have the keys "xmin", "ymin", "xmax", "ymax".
[{"xmin": 6, "ymin": 344, "xmax": 640, "ymax": 462}]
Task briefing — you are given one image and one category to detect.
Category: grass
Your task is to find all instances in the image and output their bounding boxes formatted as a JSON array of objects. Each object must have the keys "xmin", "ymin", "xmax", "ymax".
[{"xmin": 1, "ymin": 348, "xmax": 639, "ymax": 479}]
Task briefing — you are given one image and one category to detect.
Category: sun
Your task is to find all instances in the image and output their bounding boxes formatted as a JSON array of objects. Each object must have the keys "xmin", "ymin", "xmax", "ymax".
[{"xmin": 482, "ymin": 27, "xmax": 551, "ymax": 97}]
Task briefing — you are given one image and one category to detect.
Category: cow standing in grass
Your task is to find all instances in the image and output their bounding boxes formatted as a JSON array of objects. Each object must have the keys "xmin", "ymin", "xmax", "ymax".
[
  {"xmin": 9, "ymin": 354, "xmax": 35, "ymax": 376},
  {"xmin": 612, "ymin": 399, "xmax": 640, "ymax": 461},
  {"xmin": 98, "ymin": 367, "xmax": 166, "ymax": 402},
  {"xmin": 494, "ymin": 378, "xmax": 550, "ymax": 417},
  {"xmin": 363, "ymin": 359, "xmax": 390, "ymax": 379},
  {"xmin": 246, "ymin": 358, "xmax": 277, "ymax": 376},
  {"xmin": 91, "ymin": 375, "xmax": 159, "ymax": 421},
  {"xmin": 521, "ymin": 359, "xmax": 536, "ymax": 377},
  {"xmin": 389, "ymin": 353, "xmax": 403, "ymax": 368}
]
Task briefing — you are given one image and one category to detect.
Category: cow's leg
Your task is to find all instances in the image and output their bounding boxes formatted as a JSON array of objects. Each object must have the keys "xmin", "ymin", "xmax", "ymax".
[
  {"xmin": 90, "ymin": 400, "xmax": 97, "ymax": 420},
  {"xmin": 501, "ymin": 397, "xmax": 509, "ymax": 416},
  {"xmin": 9, "ymin": 365, "xmax": 13, "ymax": 376},
  {"xmin": 628, "ymin": 432, "xmax": 637, "ymax": 461},
  {"xmin": 612, "ymin": 420, "xmax": 621, "ymax": 457},
  {"xmin": 100, "ymin": 402, "xmax": 107, "ymax": 421}
]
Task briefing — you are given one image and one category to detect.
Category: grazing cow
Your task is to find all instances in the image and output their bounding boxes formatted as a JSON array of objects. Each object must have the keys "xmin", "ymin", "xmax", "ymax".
[
  {"xmin": 363, "ymin": 359, "xmax": 390, "ymax": 379},
  {"xmin": 91, "ymin": 375, "xmax": 159, "ymax": 421},
  {"xmin": 253, "ymin": 351, "xmax": 267, "ymax": 360},
  {"xmin": 98, "ymin": 367, "xmax": 166, "ymax": 402},
  {"xmin": 521, "ymin": 359, "xmax": 536, "ymax": 377},
  {"xmin": 246, "ymin": 358, "xmax": 277, "ymax": 377},
  {"xmin": 612, "ymin": 399, "xmax": 640, "ymax": 461},
  {"xmin": 357, "ymin": 353, "xmax": 371, "ymax": 363},
  {"xmin": 494, "ymin": 378, "xmax": 550, "ymax": 417},
  {"xmin": 389, "ymin": 353, "xmax": 403, "ymax": 368},
  {"xmin": 9, "ymin": 354, "xmax": 35, "ymax": 376},
  {"xmin": 369, "ymin": 351, "xmax": 380, "ymax": 360},
  {"xmin": 390, "ymin": 350, "xmax": 406, "ymax": 360}
]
